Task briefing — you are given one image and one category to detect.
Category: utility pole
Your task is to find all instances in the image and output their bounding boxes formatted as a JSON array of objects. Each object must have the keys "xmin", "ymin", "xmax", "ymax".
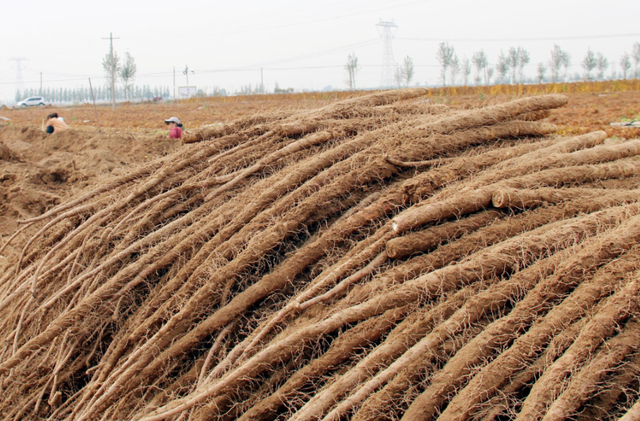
[
  {"xmin": 173, "ymin": 66, "xmax": 176, "ymax": 102},
  {"xmin": 102, "ymin": 32, "xmax": 119, "ymax": 111},
  {"xmin": 261, "ymin": 67, "xmax": 264, "ymax": 94},
  {"xmin": 183, "ymin": 65, "xmax": 194, "ymax": 85},
  {"xmin": 376, "ymin": 20, "xmax": 398, "ymax": 88},
  {"xmin": 39, "ymin": 72, "xmax": 42, "ymax": 96},
  {"xmin": 88, "ymin": 78, "xmax": 102, "ymax": 133},
  {"xmin": 9, "ymin": 57, "xmax": 27, "ymax": 101}
]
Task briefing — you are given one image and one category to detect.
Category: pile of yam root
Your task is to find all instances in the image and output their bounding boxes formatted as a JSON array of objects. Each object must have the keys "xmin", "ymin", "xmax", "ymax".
[{"xmin": 3, "ymin": 88, "xmax": 640, "ymax": 420}]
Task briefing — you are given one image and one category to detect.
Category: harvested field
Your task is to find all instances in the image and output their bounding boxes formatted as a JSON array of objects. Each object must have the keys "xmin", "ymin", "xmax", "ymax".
[
  {"xmin": 0, "ymin": 95, "xmax": 337, "ymax": 132},
  {"xmin": 1, "ymin": 88, "xmax": 640, "ymax": 421},
  {"xmin": 3, "ymin": 82, "xmax": 640, "ymax": 138}
]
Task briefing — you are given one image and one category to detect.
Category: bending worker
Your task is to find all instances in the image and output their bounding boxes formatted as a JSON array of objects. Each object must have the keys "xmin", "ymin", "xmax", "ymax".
[
  {"xmin": 44, "ymin": 113, "xmax": 68, "ymax": 134},
  {"xmin": 165, "ymin": 116, "xmax": 183, "ymax": 139}
]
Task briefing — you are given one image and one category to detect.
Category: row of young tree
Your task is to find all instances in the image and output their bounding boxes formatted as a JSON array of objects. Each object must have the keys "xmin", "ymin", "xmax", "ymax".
[
  {"xmin": 15, "ymin": 85, "xmax": 171, "ymax": 104},
  {"xmin": 11, "ymin": 42, "xmax": 640, "ymax": 103},
  {"xmin": 14, "ymin": 46, "xmax": 161, "ymax": 105},
  {"xmin": 435, "ymin": 42, "xmax": 640, "ymax": 86},
  {"xmin": 344, "ymin": 53, "xmax": 416, "ymax": 89},
  {"xmin": 14, "ymin": 82, "xmax": 301, "ymax": 105},
  {"xmin": 102, "ymin": 48, "xmax": 138, "ymax": 100},
  {"xmin": 344, "ymin": 42, "xmax": 640, "ymax": 88}
]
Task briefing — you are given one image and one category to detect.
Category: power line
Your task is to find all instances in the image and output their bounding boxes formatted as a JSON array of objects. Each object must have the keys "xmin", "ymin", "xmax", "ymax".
[
  {"xmin": 0, "ymin": 67, "xmax": 15, "ymax": 77},
  {"xmin": 5, "ymin": 31, "xmax": 631, "ymax": 89},
  {"xmin": 127, "ymin": 0, "xmax": 427, "ymax": 40},
  {"xmin": 396, "ymin": 33, "xmax": 640, "ymax": 43},
  {"xmin": 0, "ymin": 71, "xmax": 177, "ymax": 86},
  {"xmin": 196, "ymin": 39, "xmax": 380, "ymax": 73},
  {"xmin": 38, "ymin": 42, "xmax": 99, "ymax": 60},
  {"xmin": 269, "ymin": 65, "xmax": 344, "ymax": 70},
  {"xmin": 131, "ymin": 0, "xmax": 371, "ymax": 39}
]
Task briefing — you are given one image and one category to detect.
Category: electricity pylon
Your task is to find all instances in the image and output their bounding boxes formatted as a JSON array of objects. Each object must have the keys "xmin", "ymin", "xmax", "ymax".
[
  {"xmin": 376, "ymin": 20, "xmax": 398, "ymax": 88},
  {"xmin": 9, "ymin": 57, "xmax": 27, "ymax": 99}
]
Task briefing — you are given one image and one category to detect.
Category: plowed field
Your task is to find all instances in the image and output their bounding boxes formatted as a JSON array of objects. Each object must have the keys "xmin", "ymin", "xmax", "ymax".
[{"xmin": 2, "ymin": 88, "xmax": 640, "ymax": 137}]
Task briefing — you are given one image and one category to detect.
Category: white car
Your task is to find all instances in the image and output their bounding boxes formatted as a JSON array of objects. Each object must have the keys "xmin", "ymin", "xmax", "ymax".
[{"xmin": 16, "ymin": 96, "xmax": 49, "ymax": 107}]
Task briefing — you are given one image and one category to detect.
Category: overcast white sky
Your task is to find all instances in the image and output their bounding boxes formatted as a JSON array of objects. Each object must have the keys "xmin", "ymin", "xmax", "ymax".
[{"xmin": 1, "ymin": 0, "xmax": 639, "ymax": 102}]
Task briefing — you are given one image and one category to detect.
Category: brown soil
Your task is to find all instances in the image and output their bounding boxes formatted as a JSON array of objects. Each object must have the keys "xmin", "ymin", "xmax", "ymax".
[
  {"xmin": 442, "ymin": 91, "xmax": 640, "ymax": 139},
  {"xmin": 0, "ymin": 126, "xmax": 178, "ymax": 270},
  {"xmin": 0, "ymin": 96, "xmax": 333, "ymax": 132},
  {"xmin": 2, "ymin": 89, "xmax": 639, "ymax": 138}
]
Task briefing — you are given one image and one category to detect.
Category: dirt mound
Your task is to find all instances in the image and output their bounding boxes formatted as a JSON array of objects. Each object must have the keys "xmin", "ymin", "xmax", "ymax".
[
  {"xmin": 0, "ymin": 141, "xmax": 17, "ymax": 161},
  {"xmin": 2, "ymin": 90, "xmax": 640, "ymax": 420},
  {"xmin": 0, "ymin": 125, "xmax": 176, "ymax": 163},
  {"xmin": 0, "ymin": 126, "xmax": 179, "ymax": 270}
]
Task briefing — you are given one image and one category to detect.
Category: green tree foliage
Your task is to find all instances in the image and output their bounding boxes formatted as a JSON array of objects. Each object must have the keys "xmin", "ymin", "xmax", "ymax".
[
  {"xmin": 393, "ymin": 56, "xmax": 415, "ymax": 88},
  {"xmin": 461, "ymin": 57, "xmax": 471, "ymax": 86},
  {"xmin": 582, "ymin": 48, "xmax": 597, "ymax": 80},
  {"xmin": 632, "ymin": 42, "xmax": 640, "ymax": 78},
  {"xmin": 548, "ymin": 44, "xmax": 570, "ymax": 82},
  {"xmin": 436, "ymin": 42, "xmax": 455, "ymax": 86},
  {"xmin": 403, "ymin": 55, "xmax": 415, "ymax": 87},
  {"xmin": 537, "ymin": 62, "xmax": 547, "ymax": 83},
  {"xmin": 471, "ymin": 50, "xmax": 488, "ymax": 85},
  {"xmin": 102, "ymin": 49, "xmax": 120, "ymax": 95},
  {"xmin": 506, "ymin": 46, "xmax": 529, "ymax": 83},
  {"xmin": 620, "ymin": 52, "xmax": 632, "ymax": 79},
  {"xmin": 394, "ymin": 65, "xmax": 404, "ymax": 88},
  {"xmin": 120, "ymin": 52, "xmax": 137, "ymax": 100},
  {"xmin": 449, "ymin": 54, "xmax": 460, "ymax": 85},
  {"xmin": 596, "ymin": 53, "xmax": 609, "ymax": 80},
  {"xmin": 496, "ymin": 51, "xmax": 510, "ymax": 84},
  {"xmin": 344, "ymin": 52, "xmax": 360, "ymax": 90}
]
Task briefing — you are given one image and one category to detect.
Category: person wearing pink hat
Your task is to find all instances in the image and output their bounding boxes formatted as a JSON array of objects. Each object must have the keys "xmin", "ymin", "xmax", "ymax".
[{"xmin": 165, "ymin": 116, "xmax": 183, "ymax": 139}]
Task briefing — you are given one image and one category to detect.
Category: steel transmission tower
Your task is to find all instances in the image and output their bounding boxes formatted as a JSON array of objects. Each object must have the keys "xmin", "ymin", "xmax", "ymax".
[
  {"xmin": 376, "ymin": 20, "xmax": 397, "ymax": 88},
  {"xmin": 9, "ymin": 57, "xmax": 27, "ymax": 98}
]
